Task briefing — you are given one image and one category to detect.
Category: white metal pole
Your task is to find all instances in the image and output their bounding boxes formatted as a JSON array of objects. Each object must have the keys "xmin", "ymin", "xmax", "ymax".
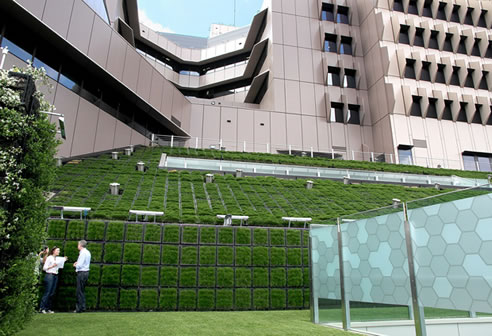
[
  {"xmin": 267, "ymin": 143, "xmax": 270, "ymax": 153},
  {"xmin": 195, "ymin": 137, "xmax": 199, "ymax": 149},
  {"xmin": 170, "ymin": 135, "xmax": 174, "ymax": 148},
  {"xmin": 310, "ymin": 147, "xmax": 314, "ymax": 158},
  {"xmin": 243, "ymin": 141, "xmax": 246, "ymax": 152},
  {"xmin": 0, "ymin": 47, "xmax": 9, "ymax": 70},
  {"xmin": 289, "ymin": 145, "xmax": 292, "ymax": 155}
]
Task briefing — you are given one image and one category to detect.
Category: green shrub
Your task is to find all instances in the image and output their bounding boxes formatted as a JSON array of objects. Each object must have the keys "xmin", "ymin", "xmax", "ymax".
[
  {"xmin": 66, "ymin": 220, "xmax": 85, "ymax": 240},
  {"xmin": 160, "ymin": 267, "xmax": 178, "ymax": 286},
  {"xmin": 123, "ymin": 243, "xmax": 142, "ymax": 263},
  {"xmin": 144, "ymin": 224, "xmax": 161, "ymax": 242},
  {"xmin": 217, "ymin": 247, "xmax": 233, "ymax": 265},
  {"xmin": 288, "ymin": 289, "xmax": 303, "ymax": 307},
  {"xmin": 253, "ymin": 229, "xmax": 268, "ymax": 245},
  {"xmin": 236, "ymin": 228, "xmax": 251, "ymax": 245},
  {"xmin": 103, "ymin": 243, "xmax": 122, "ymax": 263},
  {"xmin": 87, "ymin": 221, "xmax": 105, "ymax": 240},
  {"xmin": 199, "ymin": 246, "xmax": 216, "ymax": 265},
  {"xmin": 88, "ymin": 265, "xmax": 101, "ymax": 285},
  {"xmin": 271, "ymin": 289, "xmax": 286, "ymax": 309},
  {"xmin": 253, "ymin": 289, "xmax": 269, "ymax": 309},
  {"xmin": 88, "ymin": 242, "xmax": 102, "ymax": 262},
  {"xmin": 86, "ymin": 287, "xmax": 98, "ymax": 310},
  {"xmin": 199, "ymin": 268, "xmax": 215, "ymax": 287},
  {"xmin": 235, "ymin": 288, "xmax": 251, "ymax": 309},
  {"xmin": 270, "ymin": 229, "xmax": 285, "ymax": 246},
  {"xmin": 101, "ymin": 265, "xmax": 121, "ymax": 285},
  {"xmin": 287, "ymin": 249, "xmax": 302, "ymax": 266},
  {"xmin": 270, "ymin": 248, "xmax": 285, "ymax": 266},
  {"xmin": 217, "ymin": 268, "xmax": 233, "ymax": 288},
  {"xmin": 162, "ymin": 246, "xmax": 179, "ymax": 265},
  {"xmin": 200, "ymin": 227, "xmax": 216, "ymax": 244},
  {"xmin": 198, "ymin": 289, "xmax": 215, "ymax": 311},
  {"xmin": 216, "ymin": 289, "xmax": 233, "ymax": 310},
  {"xmin": 235, "ymin": 268, "xmax": 251, "ymax": 287},
  {"xmin": 179, "ymin": 268, "xmax": 197, "ymax": 287},
  {"xmin": 159, "ymin": 289, "xmax": 177, "ymax": 311},
  {"xmin": 141, "ymin": 267, "xmax": 158, "ymax": 286},
  {"xmin": 235, "ymin": 247, "xmax": 251, "ymax": 266},
  {"xmin": 178, "ymin": 290, "xmax": 196, "ymax": 310},
  {"xmin": 106, "ymin": 222, "xmax": 124, "ymax": 241},
  {"xmin": 163, "ymin": 225, "xmax": 180, "ymax": 243},
  {"xmin": 252, "ymin": 247, "xmax": 269, "ymax": 266},
  {"xmin": 121, "ymin": 265, "xmax": 140, "ymax": 286},
  {"xmin": 139, "ymin": 289, "xmax": 158, "ymax": 310},
  {"xmin": 126, "ymin": 224, "xmax": 143, "ymax": 241},
  {"xmin": 181, "ymin": 246, "xmax": 197, "ymax": 265},
  {"xmin": 119, "ymin": 289, "xmax": 138, "ymax": 310},
  {"xmin": 218, "ymin": 227, "xmax": 233, "ymax": 244},
  {"xmin": 47, "ymin": 220, "xmax": 66, "ymax": 239},
  {"xmin": 288, "ymin": 268, "xmax": 303, "ymax": 287},
  {"xmin": 182, "ymin": 226, "xmax": 198, "ymax": 243},
  {"xmin": 142, "ymin": 245, "xmax": 160, "ymax": 264},
  {"xmin": 303, "ymin": 248, "xmax": 309, "ymax": 265},
  {"xmin": 253, "ymin": 268, "xmax": 268, "ymax": 287},
  {"xmin": 286, "ymin": 230, "xmax": 301, "ymax": 246},
  {"xmin": 270, "ymin": 268, "xmax": 286, "ymax": 287}
]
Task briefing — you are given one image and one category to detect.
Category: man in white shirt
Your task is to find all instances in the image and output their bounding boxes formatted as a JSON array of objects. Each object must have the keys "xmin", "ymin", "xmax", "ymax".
[{"xmin": 73, "ymin": 240, "xmax": 91, "ymax": 313}]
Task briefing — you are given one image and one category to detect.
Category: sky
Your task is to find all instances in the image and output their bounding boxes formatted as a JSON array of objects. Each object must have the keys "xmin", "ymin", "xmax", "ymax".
[{"xmin": 137, "ymin": 0, "xmax": 264, "ymax": 38}]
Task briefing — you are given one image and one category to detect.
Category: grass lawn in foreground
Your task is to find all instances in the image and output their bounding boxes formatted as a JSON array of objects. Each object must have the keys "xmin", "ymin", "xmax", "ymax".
[{"xmin": 18, "ymin": 310, "xmax": 354, "ymax": 336}]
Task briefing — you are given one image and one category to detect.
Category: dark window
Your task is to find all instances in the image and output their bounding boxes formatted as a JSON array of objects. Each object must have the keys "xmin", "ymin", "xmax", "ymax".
[
  {"xmin": 330, "ymin": 102, "xmax": 344, "ymax": 123},
  {"xmin": 436, "ymin": 64, "xmax": 446, "ymax": 84},
  {"xmin": 405, "ymin": 59, "xmax": 416, "ymax": 79},
  {"xmin": 463, "ymin": 154, "xmax": 478, "ymax": 171},
  {"xmin": 442, "ymin": 100, "xmax": 453, "ymax": 120},
  {"xmin": 414, "ymin": 28, "xmax": 425, "ymax": 47},
  {"xmin": 464, "ymin": 7, "xmax": 474, "ymax": 25},
  {"xmin": 59, "ymin": 65, "xmax": 82, "ymax": 94},
  {"xmin": 427, "ymin": 98, "xmax": 438, "ymax": 118},
  {"xmin": 472, "ymin": 104, "xmax": 483, "ymax": 124},
  {"xmin": 321, "ymin": 3, "xmax": 335, "ymax": 21},
  {"xmin": 324, "ymin": 34, "xmax": 337, "ymax": 53},
  {"xmin": 80, "ymin": 78, "xmax": 102, "ymax": 107},
  {"xmin": 443, "ymin": 33, "xmax": 453, "ymax": 52},
  {"xmin": 33, "ymin": 55, "xmax": 59, "ymax": 81},
  {"xmin": 399, "ymin": 25, "xmax": 410, "ymax": 44},
  {"xmin": 347, "ymin": 104, "xmax": 360, "ymax": 124},
  {"xmin": 343, "ymin": 69, "xmax": 357, "ymax": 88},
  {"xmin": 464, "ymin": 69, "xmax": 474, "ymax": 88},
  {"xmin": 0, "ymin": 37, "xmax": 32, "ymax": 63},
  {"xmin": 450, "ymin": 66, "xmax": 460, "ymax": 86},
  {"xmin": 327, "ymin": 66, "xmax": 341, "ymax": 86},
  {"xmin": 457, "ymin": 36, "xmax": 467, "ymax": 54},
  {"xmin": 437, "ymin": 2, "xmax": 447, "ymax": 20},
  {"xmin": 429, "ymin": 30, "xmax": 439, "ymax": 49},
  {"xmin": 451, "ymin": 5, "xmax": 461, "ymax": 23},
  {"xmin": 411, "ymin": 96, "xmax": 422, "ymax": 117},
  {"xmin": 398, "ymin": 145, "xmax": 413, "ymax": 165},
  {"xmin": 472, "ymin": 38, "xmax": 481, "ymax": 57},
  {"xmin": 337, "ymin": 6, "xmax": 349, "ymax": 24},
  {"xmin": 100, "ymin": 91, "xmax": 119, "ymax": 118},
  {"xmin": 394, "ymin": 0, "xmax": 404, "ymax": 12},
  {"xmin": 420, "ymin": 62, "xmax": 431, "ymax": 81},
  {"xmin": 487, "ymin": 43, "xmax": 492, "ymax": 58},
  {"xmin": 423, "ymin": 0, "xmax": 433, "ymax": 17},
  {"xmin": 457, "ymin": 102, "xmax": 468, "ymax": 122},
  {"xmin": 340, "ymin": 36, "xmax": 352, "ymax": 55},
  {"xmin": 479, "ymin": 71, "xmax": 489, "ymax": 90},
  {"xmin": 477, "ymin": 156, "xmax": 492, "ymax": 172},
  {"xmin": 478, "ymin": 10, "xmax": 488, "ymax": 28},
  {"xmin": 408, "ymin": 0, "xmax": 418, "ymax": 14}
]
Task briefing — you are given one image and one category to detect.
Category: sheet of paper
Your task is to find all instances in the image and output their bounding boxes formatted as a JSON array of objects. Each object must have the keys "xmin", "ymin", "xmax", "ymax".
[{"xmin": 55, "ymin": 257, "xmax": 66, "ymax": 269}]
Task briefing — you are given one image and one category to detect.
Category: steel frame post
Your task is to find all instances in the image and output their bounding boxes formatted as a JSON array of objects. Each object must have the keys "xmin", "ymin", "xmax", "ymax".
[{"xmin": 337, "ymin": 218, "xmax": 350, "ymax": 331}]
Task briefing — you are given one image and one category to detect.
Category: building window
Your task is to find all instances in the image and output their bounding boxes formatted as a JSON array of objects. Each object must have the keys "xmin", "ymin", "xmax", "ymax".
[
  {"xmin": 478, "ymin": 10, "xmax": 488, "ymax": 28},
  {"xmin": 347, "ymin": 104, "xmax": 360, "ymax": 125},
  {"xmin": 450, "ymin": 66, "xmax": 460, "ymax": 86},
  {"xmin": 423, "ymin": 0, "xmax": 433, "ymax": 17},
  {"xmin": 457, "ymin": 102, "xmax": 468, "ymax": 122},
  {"xmin": 420, "ymin": 62, "xmax": 431, "ymax": 81},
  {"xmin": 464, "ymin": 7, "xmax": 474, "ymax": 25},
  {"xmin": 324, "ymin": 34, "xmax": 337, "ymax": 53},
  {"xmin": 343, "ymin": 69, "xmax": 356, "ymax": 88},
  {"xmin": 179, "ymin": 70, "xmax": 199, "ymax": 76},
  {"xmin": 414, "ymin": 28, "xmax": 425, "ymax": 47},
  {"xmin": 33, "ymin": 57, "xmax": 59, "ymax": 81},
  {"xmin": 340, "ymin": 36, "xmax": 352, "ymax": 55},
  {"xmin": 443, "ymin": 33, "xmax": 453, "ymax": 52},
  {"xmin": 479, "ymin": 71, "xmax": 489, "ymax": 90},
  {"xmin": 399, "ymin": 25, "xmax": 410, "ymax": 44},
  {"xmin": 429, "ymin": 30, "xmax": 439, "ymax": 49},
  {"xmin": 83, "ymin": 0, "xmax": 110, "ymax": 24},
  {"xmin": 394, "ymin": 0, "xmax": 404, "ymax": 12},
  {"xmin": 437, "ymin": 2, "xmax": 447, "ymax": 20},
  {"xmin": 0, "ymin": 36, "xmax": 32, "ymax": 63},
  {"xmin": 327, "ymin": 66, "xmax": 341, "ymax": 86},
  {"xmin": 427, "ymin": 98, "xmax": 438, "ymax": 118},
  {"xmin": 321, "ymin": 3, "xmax": 335, "ymax": 22},
  {"xmin": 457, "ymin": 36, "xmax": 467, "ymax": 54},
  {"xmin": 398, "ymin": 145, "xmax": 413, "ymax": 165},
  {"xmin": 337, "ymin": 6, "xmax": 349, "ymax": 24},
  {"xmin": 435, "ymin": 64, "xmax": 446, "ymax": 84},
  {"xmin": 330, "ymin": 102, "xmax": 344, "ymax": 123},
  {"xmin": 451, "ymin": 4, "xmax": 461, "ymax": 23},
  {"xmin": 463, "ymin": 152, "xmax": 492, "ymax": 172},
  {"xmin": 472, "ymin": 38, "xmax": 481, "ymax": 57},
  {"xmin": 405, "ymin": 59, "xmax": 416, "ymax": 79},
  {"xmin": 408, "ymin": 0, "xmax": 418, "ymax": 15},
  {"xmin": 411, "ymin": 96, "xmax": 422, "ymax": 117},
  {"xmin": 472, "ymin": 105, "xmax": 483, "ymax": 124},
  {"xmin": 464, "ymin": 69, "xmax": 474, "ymax": 88},
  {"xmin": 442, "ymin": 100, "xmax": 453, "ymax": 120}
]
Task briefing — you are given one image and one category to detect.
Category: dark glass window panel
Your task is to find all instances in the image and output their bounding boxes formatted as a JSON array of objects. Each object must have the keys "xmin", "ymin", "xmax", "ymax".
[
  {"xmin": 450, "ymin": 66, "xmax": 460, "ymax": 85},
  {"xmin": 337, "ymin": 6, "xmax": 349, "ymax": 24},
  {"xmin": 340, "ymin": 36, "xmax": 352, "ymax": 55},
  {"xmin": 0, "ymin": 37, "xmax": 32, "ymax": 63},
  {"xmin": 398, "ymin": 147, "xmax": 413, "ymax": 165},
  {"xmin": 457, "ymin": 102, "xmax": 468, "ymax": 122},
  {"xmin": 464, "ymin": 69, "xmax": 474, "ymax": 88},
  {"xmin": 347, "ymin": 105, "xmax": 360, "ymax": 125},
  {"xmin": 414, "ymin": 28, "xmax": 425, "ymax": 47},
  {"xmin": 321, "ymin": 3, "xmax": 335, "ymax": 21},
  {"xmin": 399, "ymin": 25, "xmax": 410, "ymax": 44},
  {"xmin": 100, "ymin": 92, "xmax": 119, "ymax": 118},
  {"xmin": 477, "ymin": 157, "xmax": 492, "ymax": 172},
  {"xmin": 472, "ymin": 39, "xmax": 481, "ymax": 56},
  {"xmin": 118, "ymin": 101, "xmax": 134, "ymax": 125},
  {"xmin": 394, "ymin": 0, "xmax": 404, "ymax": 12},
  {"xmin": 411, "ymin": 96, "xmax": 422, "ymax": 117},
  {"xmin": 327, "ymin": 66, "xmax": 341, "ymax": 86},
  {"xmin": 442, "ymin": 100, "xmax": 453, "ymax": 120},
  {"xmin": 437, "ymin": 2, "xmax": 447, "ymax": 20},
  {"xmin": 420, "ymin": 62, "xmax": 431, "ymax": 81},
  {"xmin": 324, "ymin": 34, "xmax": 337, "ymax": 53},
  {"xmin": 344, "ymin": 69, "xmax": 356, "ymax": 88},
  {"xmin": 463, "ymin": 155, "xmax": 477, "ymax": 171},
  {"xmin": 405, "ymin": 59, "xmax": 416, "ymax": 79},
  {"xmin": 457, "ymin": 36, "xmax": 467, "ymax": 54},
  {"xmin": 487, "ymin": 43, "xmax": 492, "ymax": 58},
  {"xmin": 443, "ymin": 33, "xmax": 453, "ymax": 52},
  {"xmin": 427, "ymin": 98, "xmax": 438, "ymax": 119},
  {"xmin": 472, "ymin": 105, "xmax": 482, "ymax": 124},
  {"xmin": 80, "ymin": 79, "xmax": 102, "ymax": 106},
  {"xmin": 435, "ymin": 64, "xmax": 446, "ymax": 83},
  {"xmin": 429, "ymin": 31, "xmax": 439, "ymax": 49},
  {"xmin": 408, "ymin": 0, "xmax": 418, "ymax": 14},
  {"xmin": 330, "ymin": 103, "xmax": 344, "ymax": 123},
  {"xmin": 451, "ymin": 5, "xmax": 461, "ymax": 23},
  {"xmin": 479, "ymin": 72, "xmax": 489, "ymax": 90},
  {"xmin": 59, "ymin": 65, "xmax": 82, "ymax": 94},
  {"xmin": 83, "ymin": 0, "xmax": 110, "ymax": 24},
  {"xmin": 478, "ymin": 10, "xmax": 487, "ymax": 28},
  {"xmin": 464, "ymin": 7, "xmax": 474, "ymax": 25},
  {"xmin": 33, "ymin": 57, "xmax": 59, "ymax": 81},
  {"xmin": 423, "ymin": 0, "xmax": 433, "ymax": 17}
]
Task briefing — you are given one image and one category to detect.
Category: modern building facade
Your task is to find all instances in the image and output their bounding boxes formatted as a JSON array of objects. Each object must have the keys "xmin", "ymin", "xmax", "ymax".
[{"xmin": 1, "ymin": 0, "xmax": 492, "ymax": 171}]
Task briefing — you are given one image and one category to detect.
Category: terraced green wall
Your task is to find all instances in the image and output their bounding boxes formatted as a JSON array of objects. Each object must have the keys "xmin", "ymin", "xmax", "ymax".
[{"xmin": 45, "ymin": 220, "xmax": 310, "ymax": 311}]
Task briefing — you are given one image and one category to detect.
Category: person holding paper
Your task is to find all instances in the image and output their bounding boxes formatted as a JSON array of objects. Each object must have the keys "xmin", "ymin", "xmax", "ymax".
[
  {"xmin": 73, "ymin": 240, "xmax": 91, "ymax": 313},
  {"xmin": 39, "ymin": 246, "xmax": 68, "ymax": 313}
]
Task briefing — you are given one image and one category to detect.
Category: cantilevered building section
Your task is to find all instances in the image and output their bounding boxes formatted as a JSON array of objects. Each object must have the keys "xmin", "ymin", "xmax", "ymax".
[{"xmin": 3, "ymin": 0, "xmax": 492, "ymax": 172}]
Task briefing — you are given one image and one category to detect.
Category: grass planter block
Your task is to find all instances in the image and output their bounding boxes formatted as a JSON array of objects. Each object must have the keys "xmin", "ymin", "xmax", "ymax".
[
  {"xmin": 66, "ymin": 220, "xmax": 85, "ymax": 240},
  {"xmin": 198, "ymin": 289, "xmax": 215, "ymax": 311},
  {"xmin": 142, "ymin": 245, "xmax": 160, "ymax": 264},
  {"xmin": 103, "ymin": 243, "xmax": 122, "ymax": 263},
  {"xmin": 141, "ymin": 267, "xmax": 158, "ymax": 286},
  {"xmin": 287, "ymin": 289, "xmax": 303, "ymax": 308},
  {"xmin": 178, "ymin": 289, "xmax": 196, "ymax": 310},
  {"xmin": 287, "ymin": 249, "xmax": 302, "ymax": 266},
  {"xmin": 162, "ymin": 245, "xmax": 179, "ymax": 265},
  {"xmin": 235, "ymin": 288, "xmax": 251, "ymax": 310},
  {"xmin": 235, "ymin": 268, "xmax": 251, "ymax": 287},
  {"xmin": 144, "ymin": 224, "xmax": 161, "ymax": 242},
  {"xmin": 253, "ymin": 229, "xmax": 268, "ymax": 245},
  {"xmin": 101, "ymin": 265, "xmax": 121, "ymax": 285},
  {"xmin": 216, "ymin": 289, "xmax": 233, "ymax": 310},
  {"xmin": 160, "ymin": 267, "xmax": 178, "ymax": 286},
  {"xmin": 47, "ymin": 220, "xmax": 66, "ymax": 239},
  {"xmin": 163, "ymin": 225, "xmax": 180, "ymax": 243},
  {"xmin": 159, "ymin": 289, "xmax": 177, "ymax": 311},
  {"xmin": 270, "ymin": 268, "xmax": 286, "ymax": 287},
  {"xmin": 270, "ymin": 248, "xmax": 286, "ymax": 266},
  {"xmin": 106, "ymin": 222, "xmax": 124, "ymax": 241},
  {"xmin": 217, "ymin": 268, "xmax": 233, "ymax": 288},
  {"xmin": 200, "ymin": 227, "xmax": 216, "ymax": 244},
  {"xmin": 286, "ymin": 230, "xmax": 301, "ymax": 246},
  {"xmin": 303, "ymin": 269, "xmax": 309, "ymax": 287},
  {"xmin": 199, "ymin": 246, "xmax": 216, "ymax": 265},
  {"xmin": 64, "ymin": 241, "xmax": 79, "ymax": 261},
  {"xmin": 121, "ymin": 265, "xmax": 140, "ymax": 286},
  {"xmin": 99, "ymin": 288, "xmax": 118, "ymax": 310},
  {"xmin": 123, "ymin": 243, "xmax": 142, "ymax": 263},
  {"xmin": 252, "ymin": 247, "xmax": 269, "ymax": 266},
  {"xmin": 270, "ymin": 229, "xmax": 285, "ymax": 246},
  {"xmin": 218, "ymin": 228, "xmax": 233, "ymax": 244},
  {"xmin": 235, "ymin": 247, "xmax": 251, "ymax": 266},
  {"xmin": 253, "ymin": 289, "xmax": 269, "ymax": 309},
  {"xmin": 139, "ymin": 289, "xmax": 158, "ymax": 310},
  {"xmin": 179, "ymin": 267, "xmax": 197, "ymax": 287},
  {"xmin": 87, "ymin": 221, "xmax": 105, "ymax": 240},
  {"xmin": 88, "ymin": 242, "xmax": 102, "ymax": 262},
  {"xmin": 302, "ymin": 248, "xmax": 309, "ymax": 265},
  {"xmin": 287, "ymin": 268, "xmax": 303, "ymax": 287},
  {"xmin": 88, "ymin": 265, "xmax": 101, "ymax": 285},
  {"xmin": 235, "ymin": 228, "xmax": 251, "ymax": 245},
  {"xmin": 181, "ymin": 246, "xmax": 197, "ymax": 265},
  {"xmin": 119, "ymin": 289, "xmax": 138, "ymax": 310},
  {"xmin": 182, "ymin": 226, "xmax": 198, "ymax": 243},
  {"xmin": 86, "ymin": 287, "xmax": 98, "ymax": 310},
  {"xmin": 199, "ymin": 267, "xmax": 215, "ymax": 287},
  {"xmin": 304, "ymin": 289, "xmax": 310, "ymax": 308},
  {"xmin": 126, "ymin": 224, "xmax": 143, "ymax": 241},
  {"xmin": 271, "ymin": 289, "xmax": 286, "ymax": 309},
  {"xmin": 253, "ymin": 268, "xmax": 268, "ymax": 287},
  {"xmin": 218, "ymin": 247, "xmax": 233, "ymax": 265}
]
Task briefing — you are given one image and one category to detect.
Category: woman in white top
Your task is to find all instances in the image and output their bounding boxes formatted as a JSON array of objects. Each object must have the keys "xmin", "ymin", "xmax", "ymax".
[{"xmin": 39, "ymin": 247, "xmax": 67, "ymax": 313}]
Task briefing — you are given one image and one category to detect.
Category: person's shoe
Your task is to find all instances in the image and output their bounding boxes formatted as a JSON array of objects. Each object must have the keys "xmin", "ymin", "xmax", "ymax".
[
  {"xmin": 40, "ymin": 309, "xmax": 47, "ymax": 314},
  {"xmin": 47, "ymin": 310, "xmax": 54, "ymax": 314}
]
